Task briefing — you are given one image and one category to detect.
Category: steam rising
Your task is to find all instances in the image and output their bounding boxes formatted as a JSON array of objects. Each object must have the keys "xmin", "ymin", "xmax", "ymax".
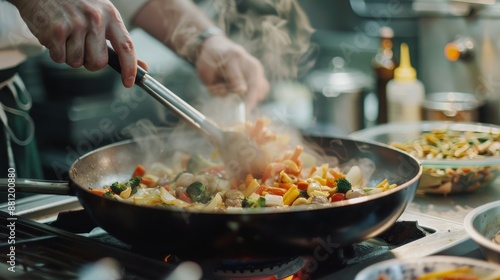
[
  {"xmin": 215, "ymin": 0, "xmax": 316, "ymax": 80},
  {"xmin": 121, "ymin": 0, "xmax": 322, "ymax": 178},
  {"xmin": 121, "ymin": 117, "xmax": 376, "ymax": 186}
]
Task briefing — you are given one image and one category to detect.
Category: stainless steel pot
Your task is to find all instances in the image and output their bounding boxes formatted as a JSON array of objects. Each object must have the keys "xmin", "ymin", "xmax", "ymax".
[
  {"xmin": 305, "ymin": 57, "xmax": 372, "ymax": 134},
  {"xmin": 414, "ymin": 0, "xmax": 500, "ymax": 125}
]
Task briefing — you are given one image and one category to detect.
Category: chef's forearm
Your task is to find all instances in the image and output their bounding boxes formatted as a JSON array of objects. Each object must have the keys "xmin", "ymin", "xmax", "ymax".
[{"xmin": 132, "ymin": 0, "xmax": 220, "ymax": 62}]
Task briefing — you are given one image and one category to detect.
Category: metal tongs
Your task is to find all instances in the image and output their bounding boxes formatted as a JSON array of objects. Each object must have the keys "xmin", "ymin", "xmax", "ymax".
[{"xmin": 107, "ymin": 47, "xmax": 267, "ymax": 178}]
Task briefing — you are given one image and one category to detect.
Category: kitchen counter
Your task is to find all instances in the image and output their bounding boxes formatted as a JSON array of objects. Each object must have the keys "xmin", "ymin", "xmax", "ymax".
[
  {"xmin": 408, "ymin": 177, "xmax": 500, "ymax": 224},
  {"xmin": 323, "ymin": 178, "xmax": 500, "ymax": 279}
]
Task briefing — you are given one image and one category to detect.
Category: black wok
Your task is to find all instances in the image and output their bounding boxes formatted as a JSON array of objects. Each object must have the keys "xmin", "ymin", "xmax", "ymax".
[{"xmin": 1, "ymin": 135, "xmax": 422, "ymax": 260}]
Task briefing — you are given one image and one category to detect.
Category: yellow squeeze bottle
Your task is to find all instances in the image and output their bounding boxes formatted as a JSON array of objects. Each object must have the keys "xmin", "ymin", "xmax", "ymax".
[{"xmin": 386, "ymin": 43, "xmax": 425, "ymax": 123}]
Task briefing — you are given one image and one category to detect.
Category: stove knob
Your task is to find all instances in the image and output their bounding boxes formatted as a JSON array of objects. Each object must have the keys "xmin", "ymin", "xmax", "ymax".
[{"xmin": 444, "ymin": 36, "xmax": 474, "ymax": 61}]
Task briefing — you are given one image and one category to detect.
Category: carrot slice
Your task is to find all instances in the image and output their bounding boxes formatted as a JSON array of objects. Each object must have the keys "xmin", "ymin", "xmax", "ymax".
[
  {"xmin": 141, "ymin": 176, "xmax": 158, "ymax": 187},
  {"xmin": 297, "ymin": 181, "xmax": 309, "ymax": 190},
  {"xmin": 132, "ymin": 164, "xmax": 146, "ymax": 177},
  {"xmin": 264, "ymin": 187, "xmax": 287, "ymax": 196},
  {"xmin": 245, "ymin": 174, "xmax": 254, "ymax": 186},
  {"xmin": 90, "ymin": 188, "xmax": 107, "ymax": 196},
  {"xmin": 290, "ymin": 145, "xmax": 304, "ymax": 163},
  {"xmin": 178, "ymin": 192, "xmax": 192, "ymax": 203},
  {"xmin": 328, "ymin": 168, "xmax": 345, "ymax": 180},
  {"xmin": 308, "ymin": 166, "xmax": 317, "ymax": 178},
  {"xmin": 326, "ymin": 178, "xmax": 337, "ymax": 188},
  {"xmin": 278, "ymin": 182, "xmax": 294, "ymax": 190},
  {"xmin": 255, "ymin": 185, "xmax": 268, "ymax": 195}
]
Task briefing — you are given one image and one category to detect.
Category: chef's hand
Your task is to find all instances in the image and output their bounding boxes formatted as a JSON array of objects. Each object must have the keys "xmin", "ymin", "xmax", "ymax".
[
  {"xmin": 8, "ymin": 0, "xmax": 138, "ymax": 88},
  {"xmin": 195, "ymin": 35, "xmax": 270, "ymax": 109}
]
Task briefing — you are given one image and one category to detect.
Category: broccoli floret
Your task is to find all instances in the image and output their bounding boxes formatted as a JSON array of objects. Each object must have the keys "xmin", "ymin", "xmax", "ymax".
[
  {"xmin": 186, "ymin": 182, "xmax": 204, "ymax": 197},
  {"xmin": 110, "ymin": 176, "xmax": 142, "ymax": 195},
  {"xmin": 197, "ymin": 193, "xmax": 212, "ymax": 204},
  {"xmin": 129, "ymin": 176, "xmax": 141, "ymax": 194},
  {"xmin": 103, "ymin": 191, "xmax": 114, "ymax": 198},
  {"xmin": 110, "ymin": 182, "xmax": 127, "ymax": 194},
  {"xmin": 186, "ymin": 181, "xmax": 212, "ymax": 204},
  {"xmin": 242, "ymin": 197, "xmax": 266, "ymax": 208},
  {"xmin": 335, "ymin": 177, "xmax": 352, "ymax": 193},
  {"xmin": 129, "ymin": 176, "xmax": 141, "ymax": 188},
  {"xmin": 298, "ymin": 190, "xmax": 309, "ymax": 199}
]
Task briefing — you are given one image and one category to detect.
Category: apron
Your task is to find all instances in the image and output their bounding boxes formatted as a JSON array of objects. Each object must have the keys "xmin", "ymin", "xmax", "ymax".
[{"xmin": 0, "ymin": 65, "xmax": 43, "ymax": 179}]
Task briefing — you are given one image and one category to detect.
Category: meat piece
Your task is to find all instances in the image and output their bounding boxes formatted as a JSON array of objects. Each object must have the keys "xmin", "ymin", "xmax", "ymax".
[
  {"xmin": 175, "ymin": 187, "xmax": 187, "ymax": 197},
  {"xmin": 156, "ymin": 175, "xmax": 172, "ymax": 187},
  {"xmin": 224, "ymin": 189, "xmax": 245, "ymax": 207},
  {"xmin": 346, "ymin": 188, "xmax": 366, "ymax": 199},
  {"xmin": 176, "ymin": 173, "xmax": 195, "ymax": 187},
  {"xmin": 310, "ymin": 196, "xmax": 328, "ymax": 204}
]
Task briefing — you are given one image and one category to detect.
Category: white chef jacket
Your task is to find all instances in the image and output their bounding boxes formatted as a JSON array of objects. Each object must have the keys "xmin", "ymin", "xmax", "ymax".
[{"xmin": 0, "ymin": 0, "xmax": 148, "ymax": 70}]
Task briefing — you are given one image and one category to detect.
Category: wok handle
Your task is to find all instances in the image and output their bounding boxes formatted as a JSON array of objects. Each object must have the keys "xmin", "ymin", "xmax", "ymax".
[{"xmin": 0, "ymin": 179, "xmax": 73, "ymax": 195}]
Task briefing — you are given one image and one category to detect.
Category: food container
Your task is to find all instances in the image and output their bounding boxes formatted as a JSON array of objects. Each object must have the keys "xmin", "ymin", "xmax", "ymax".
[
  {"xmin": 350, "ymin": 121, "xmax": 500, "ymax": 195},
  {"xmin": 354, "ymin": 256, "xmax": 500, "ymax": 280},
  {"xmin": 464, "ymin": 200, "xmax": 500, "ymax": 264},
  {"xmin": 423, "ymin": 92, "xmax": 484, "ymax": 122}
]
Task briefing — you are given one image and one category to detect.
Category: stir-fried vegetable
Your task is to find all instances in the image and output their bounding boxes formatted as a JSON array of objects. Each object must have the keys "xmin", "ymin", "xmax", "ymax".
[
  {"xmin": 242, "ymin": 197, "xmax": 266, "ymax": 208},
  {"xmin": 94, "ymin": 118, "xmax": 398, "ymax": 211},
  {"xmin": 186, "ymin": 182, "xmax": 212, "ymax": 204},
  {"xmin": 389, "ymin": 128, "xmax": 500, "ymax": 160},
  {"xmin": 110, "ymin": 177, "xmax": 141, "ymax": 196},
  {"xmin": 335, "ymin": 178, "xmax": 352, "ymax": 193},
  {"xmin": 96, "ymin": 158, "xmax": 396, "ymax": 211},
  {"xmin": 389, "ymin": 128, "xmax": 500, "ymax": 195}
]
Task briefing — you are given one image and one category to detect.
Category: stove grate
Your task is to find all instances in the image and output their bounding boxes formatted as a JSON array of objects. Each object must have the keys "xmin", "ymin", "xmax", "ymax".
[{"xmin": 0, "ymin": 211, "xmax": 177, "ymax": 280}]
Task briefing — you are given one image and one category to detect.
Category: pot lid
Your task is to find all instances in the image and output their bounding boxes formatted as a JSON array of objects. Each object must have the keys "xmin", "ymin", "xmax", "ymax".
[
  {"xmin": 306, "ymin": 57, "xmax": 372, "ymax": 97},
  {"xmin": 423, "ymin": 92, "xmax": 484, "ymax": 112}
]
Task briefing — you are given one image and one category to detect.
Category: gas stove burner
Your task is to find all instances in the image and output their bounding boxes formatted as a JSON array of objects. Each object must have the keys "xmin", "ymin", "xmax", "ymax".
[{"xmin": 212, "ymin": 256, "xmax": 305, "ymax": 279}]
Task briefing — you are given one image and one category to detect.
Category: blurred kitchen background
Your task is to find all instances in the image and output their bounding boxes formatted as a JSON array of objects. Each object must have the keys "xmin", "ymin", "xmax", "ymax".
[{"xmin": 16, "ymin": 0, "xmax": 500, "ymax": 180}]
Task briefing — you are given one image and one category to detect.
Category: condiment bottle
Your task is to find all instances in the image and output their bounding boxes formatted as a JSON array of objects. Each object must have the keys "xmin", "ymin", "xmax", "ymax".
[
  {"xmin": 372, "ymin": 26, "xmax": 396, "ymax": 124},
  {"xmin": 386, "ymin": 43, "xmax": 425, "ymax": 123}
]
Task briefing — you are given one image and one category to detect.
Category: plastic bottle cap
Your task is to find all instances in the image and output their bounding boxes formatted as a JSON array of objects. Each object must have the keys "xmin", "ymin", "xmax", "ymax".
[{"xmin": 394, "ymin": 43, "xmax": 417, "ymax": 82}]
